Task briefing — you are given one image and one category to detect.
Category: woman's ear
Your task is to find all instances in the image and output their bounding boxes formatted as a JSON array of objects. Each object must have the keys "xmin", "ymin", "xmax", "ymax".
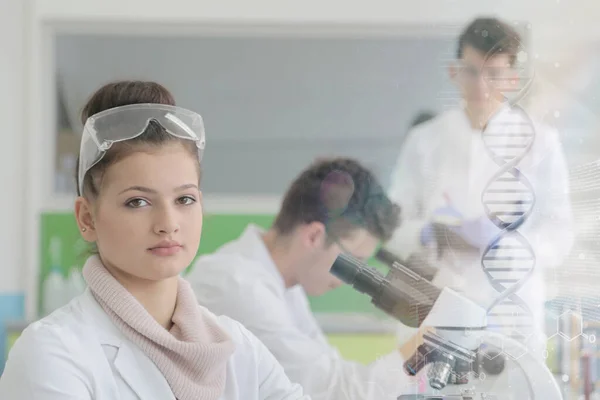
[{"xmin": 74, "ymin": 197, "xmax": 97, "ymax": 242}]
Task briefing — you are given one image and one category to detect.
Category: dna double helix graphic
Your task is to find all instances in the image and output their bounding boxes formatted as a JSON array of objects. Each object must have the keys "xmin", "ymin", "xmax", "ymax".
[
  {"xmin": 479, "ymin": 37, "xmax": 537, "ymax": 343},
  {"xmin": 481, "ymin": 107, "xmax": 536, "ymax": 340}
]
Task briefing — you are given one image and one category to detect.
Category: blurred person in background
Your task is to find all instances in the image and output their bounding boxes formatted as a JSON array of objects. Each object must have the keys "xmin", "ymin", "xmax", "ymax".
[
  {"xmin": 188, "ymin": 158, "xmax": 420, "ymax": 400},
  {"xmin": 386, "ymin": 17, "xmax": 574, "ymax": 355},
  {"xmin": 409, "ymin": 110, "xmax": 437, "ymax": 130},
  {"xmin": 0, "ymin": 81, "xmax": 309, "ymax": 400},
  {"xmin": 398, "ymin": 110, "xmax": 437, "ymax": 154}
]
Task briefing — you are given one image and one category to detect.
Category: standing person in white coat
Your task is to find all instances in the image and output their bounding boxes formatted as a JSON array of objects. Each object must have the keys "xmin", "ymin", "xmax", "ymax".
[
  {"xmin": 188, "ymin": 158, "xmax": 421, "ymax": 400},
  {"xmin": 396, "ymin": 110, "xmax": 437, "ymax": 162},
  {"xmin": 0, "ymin": 81, "xmax": 309, "ymax": 400},
  {"xmin": 386, "ymin": 18, "xmax": 574, "ymax": 355}
]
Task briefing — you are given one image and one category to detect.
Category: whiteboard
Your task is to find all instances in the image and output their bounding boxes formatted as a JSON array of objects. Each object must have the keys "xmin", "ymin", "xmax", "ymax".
[{"xmin": 56, "ymin": 33, "xmax": 461, "ymax": 194}]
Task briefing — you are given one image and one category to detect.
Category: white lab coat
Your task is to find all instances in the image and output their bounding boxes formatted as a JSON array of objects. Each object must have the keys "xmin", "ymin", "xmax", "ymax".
[
  {"xmin": 0, "ymin": 288, "xmax": 309, "ymax": 400},
  {"xmin": 387, "ymin": 106, "xmax": 574, "ymax": 347},
  {"xmin": 187, "ymin": 225, "xmax": 414, "ymax": 400}
]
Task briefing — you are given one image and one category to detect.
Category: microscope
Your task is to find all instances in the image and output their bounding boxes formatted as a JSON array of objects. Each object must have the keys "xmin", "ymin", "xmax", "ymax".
[{"xmin": 330, "ymin": 251, "xmax": 562, "ymax": 400}]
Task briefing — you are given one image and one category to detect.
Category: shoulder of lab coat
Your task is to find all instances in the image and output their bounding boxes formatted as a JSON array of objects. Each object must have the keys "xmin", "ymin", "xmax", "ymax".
[
  {"xmin": 189, "ymin": 251, "xmax": 410, "ymax": 400},
  {"xmin": 0, "ymin": 289, "xmax": 309, "ymax": 400},
  {"xmin": 0, "ymin": 298, "xmax": 97, "ymax": 399},
  {"xmin": 385, "ymin": 110, "xmax": 460, "ymax": 258},
  {"xmin": 389, "ymin": 113, "xmax": 449, "ymax": 201}
]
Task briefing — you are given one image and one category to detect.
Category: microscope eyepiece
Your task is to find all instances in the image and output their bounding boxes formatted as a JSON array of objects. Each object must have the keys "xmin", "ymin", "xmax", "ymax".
[{"xmin": 330, "ymin": 253, "xmax": 386, "ymax": 297}]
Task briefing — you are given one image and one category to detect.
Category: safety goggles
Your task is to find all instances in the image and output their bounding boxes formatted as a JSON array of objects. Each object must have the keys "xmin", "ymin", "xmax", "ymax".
[
  {"xmin": 454, "ymin": 61, "xmax": 518, "ymax": 87},
  {"xmin": 78, "ymin": 104, "xmax": 206, "ymax": 195}
]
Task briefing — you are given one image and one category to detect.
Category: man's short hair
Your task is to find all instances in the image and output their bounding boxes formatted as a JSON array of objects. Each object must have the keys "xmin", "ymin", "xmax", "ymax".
[
  {"xmin": 273, "ymin": 158, "xmax": 401, "ymax": 243},
  {"xmin": 457, "ymin": 17, "xmax": 522, "ymax": 66}
]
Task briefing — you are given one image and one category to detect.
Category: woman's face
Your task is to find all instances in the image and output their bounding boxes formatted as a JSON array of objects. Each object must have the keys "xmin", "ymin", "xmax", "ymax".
[{"xmin": 76, "ymin": 143, "xmax": 202, "ymax": 282}]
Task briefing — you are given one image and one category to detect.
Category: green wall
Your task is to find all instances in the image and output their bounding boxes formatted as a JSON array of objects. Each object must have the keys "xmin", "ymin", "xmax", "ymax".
[{"xmin": 40, "ymin": 212, "xmax": 387, "ymax": 316}]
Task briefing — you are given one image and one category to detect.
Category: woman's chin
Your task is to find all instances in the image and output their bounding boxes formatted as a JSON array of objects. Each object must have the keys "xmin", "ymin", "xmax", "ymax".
[{"xmin": 141, "ymin": 255, "xmax": 191, "ymax": 280}]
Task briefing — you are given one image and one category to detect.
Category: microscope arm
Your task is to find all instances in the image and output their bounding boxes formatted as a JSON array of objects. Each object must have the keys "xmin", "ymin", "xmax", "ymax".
[
  {"xmin": 331, "ymin": 251, "xmax": 441, "ymax": 328},
  {"xmin": 331, "ymin": 252, "xmax": 485, "ymax": 330}
]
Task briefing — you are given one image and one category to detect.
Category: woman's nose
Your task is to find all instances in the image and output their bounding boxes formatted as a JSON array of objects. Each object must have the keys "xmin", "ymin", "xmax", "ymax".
[{"xmin": 153, "ymin": 206, "xmax": 180, "ymax": 234}]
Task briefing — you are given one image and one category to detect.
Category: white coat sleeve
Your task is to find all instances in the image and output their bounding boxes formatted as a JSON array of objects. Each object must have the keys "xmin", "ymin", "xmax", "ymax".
[
  {"xmin": 525, "ymin": 129, "xmax": 574, "ymax": 269},
  {"xmin": 385, "ymin": 129, "xmax": 431, "ymax": 259},
  {"xmin": 0, "ymin": 323, "xmax": 93, "ymax": 399},
  {"xmin": 191, "ymin": 266, "xmax": 411, "ymax": 400},
  {"xmin": 234, "ymin": 322, "xmax": 311, "ymax": 400}
]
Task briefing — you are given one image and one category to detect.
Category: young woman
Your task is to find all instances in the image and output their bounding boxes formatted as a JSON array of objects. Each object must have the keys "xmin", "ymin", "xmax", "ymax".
[{"xmin": 0, "ymin": 81, "xmax": 309, "ymax": 400}]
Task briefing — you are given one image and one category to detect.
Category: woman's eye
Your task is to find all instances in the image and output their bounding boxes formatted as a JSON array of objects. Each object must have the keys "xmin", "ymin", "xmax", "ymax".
[
  {"xmin": 126, "ymin": 198, "xmax": 149, "ymax": 208},
  {"xmin": 177, "ymin": 196, "xmax": 196, "ymax": 206}
]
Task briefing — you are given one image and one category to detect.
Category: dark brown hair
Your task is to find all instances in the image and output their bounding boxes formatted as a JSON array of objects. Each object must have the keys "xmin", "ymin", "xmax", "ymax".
[
  {"xmin": 75, "ymin": 80, "xmax": 200, "ymax": 198},
  {"xmin": 273, "ymin": 158, "xmax": 401, "ymax": 243},
  {"xmin": 457, "ymin": 17, "xmax": 522, "ymax": 66}
]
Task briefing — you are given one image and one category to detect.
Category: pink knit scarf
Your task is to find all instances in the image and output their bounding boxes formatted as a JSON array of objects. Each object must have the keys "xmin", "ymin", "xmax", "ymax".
[{"xmin": 82, "ymin": 256, "xmax": 235, "ymax": 400}]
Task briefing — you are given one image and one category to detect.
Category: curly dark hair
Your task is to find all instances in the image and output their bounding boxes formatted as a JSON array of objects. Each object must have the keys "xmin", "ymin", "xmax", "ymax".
[{"xmin": 273, "ymin": 158, "xmax": 401, "ymax": 243}]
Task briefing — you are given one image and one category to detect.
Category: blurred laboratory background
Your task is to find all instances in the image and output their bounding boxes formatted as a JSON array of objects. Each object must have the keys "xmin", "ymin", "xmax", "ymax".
[{"xmin": 2, "ymin": 0, "xmax": 600, "ymax": 398}]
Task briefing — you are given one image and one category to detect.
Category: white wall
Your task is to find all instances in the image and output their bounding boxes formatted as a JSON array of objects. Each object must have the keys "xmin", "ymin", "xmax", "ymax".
[
  {"xmin": 3, "ymin": 0, "xmax": 597, "ymax": 318},
  {"xmin": 34, "ymin": 0, "xmax": 600, "ymax": 47},
  {"xmin": 0, "ymin": 1, "xmax": 26, "ymax": 294},
  {"xmin": 0, "ymin": 0, "xmax": 27, "ymax": 370}
]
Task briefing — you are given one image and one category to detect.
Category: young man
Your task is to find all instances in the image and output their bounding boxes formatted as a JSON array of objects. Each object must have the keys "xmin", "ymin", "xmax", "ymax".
[
  {"xmin": 188, "ymin": 158, "xmax": 414, "ymax": 400},
  {"xmin": 386, "ymin": 17, "xmax": 574, "ymax": 354}
]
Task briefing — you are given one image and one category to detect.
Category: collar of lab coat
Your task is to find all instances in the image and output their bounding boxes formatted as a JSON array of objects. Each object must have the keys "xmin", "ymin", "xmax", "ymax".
[
  {"xmin": 80, "ymin": 289, "xmax": 124, "ymax": 346},
  {"xmin": 80, "ymin": 289, "xmax": 177, "ymax": 399},
  {"xmin": 238, "ymin": 224, "xmax": 287, "ymax": 290},
  {"xmin": 457, "ymin": 101, "xmax": 512, "ymax": 134},
  {"xmin": 237, "ymin": 225, "xmax": 320, "ymax": 337}
]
